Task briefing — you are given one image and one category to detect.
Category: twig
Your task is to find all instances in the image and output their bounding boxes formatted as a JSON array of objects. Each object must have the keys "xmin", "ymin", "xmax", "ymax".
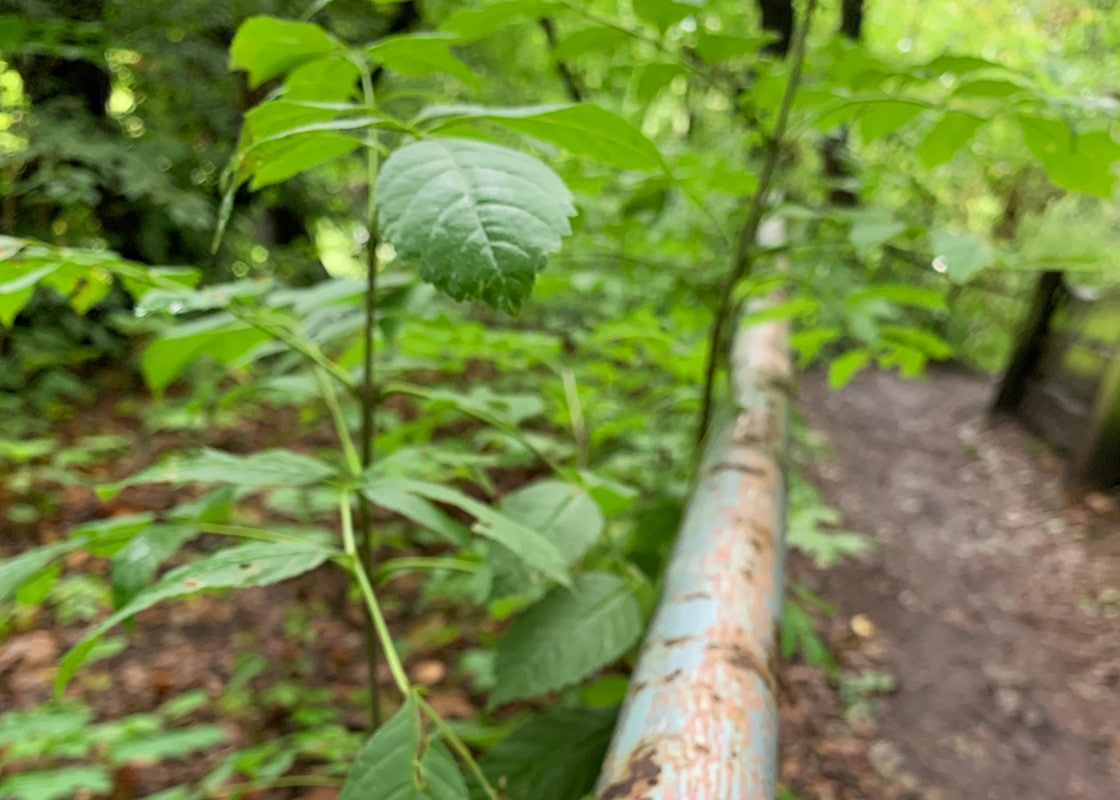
[{"xmin": 695, "ymin": 0, "xmax": 818, "ymax": 447}]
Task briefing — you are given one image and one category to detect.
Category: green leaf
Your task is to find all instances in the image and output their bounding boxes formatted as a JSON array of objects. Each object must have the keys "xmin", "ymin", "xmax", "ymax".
[
  {"xmin": 141, "ymin": 313, "xmax": 271, "ymax": 392},
  {"xmin": 108, "ymin": 726, "xmax": 227, "ymax": 764},
  {"xmin": 847, "ymin": 211, "xmax": 906, "ymax": 256},
  {"xmin": 1019, "ymin": 117, "xmax": 1120, "ymax": 198},
  {"xmin": 490, "ymin": 481, "xmax": 605, "ymax": 601},
  {"xmin": 230, "ymin": 16, "xmax": 337, "ymax": 88},
  {"xmin": 236, "ymin": 102, "xmax": 378, "ymax": 190},
  {"xmin": 285, "ymin": 55, "xmax": 361, "ymax": 102},
  {"xmin": 375, "ymin": 138, "xmax": 575, "ymax": 313},
  {"xmin": 111, "ymin": 523, "xmax": 199, "ymax": 607},
  {"xmin": 930, "ymin": 228, "xmax": 994, "ymax": 283},
  {"xmin": 421, "ymin": 104, "xmax": 664, "ymax": 171},
  {"xmin": 828, "ymin": 349, "xmax": 871, "ymax": 388},
  {"xmin": 781, "ymin": 599, "xmax": 834, "ymax": 669},
  {"xmin": 632, "ymin": 0, "xmax": 703, "ymax": 32},
  {"xmin": 855, "ymin": 100, "xmax": 926, "ymax": 144},
  {"xmin": 916, "ymin": 111, "xmax": 985, "ymax": 168},
  {"xmin": 341, "ymin": 696, "xmax": 468, "ymax": 800},
  {"xmin": 439, "ymin": 1, "xmax": 562, "ymax": 41},
  {"xmin": 478, "ymin": 706, "xmax": 617, "ymax": 800},
  {"xmin": 368, "ymin": 33, "xmax": 478, "ymax": 88},
  {"xmin": 552, "ymin": 27, "xmax": 632, "ymax": 61},
  {"xmin": 501, "ymin": 481, "xmax": 603, "ymax": 564},
  {"xmin": 848, "ymin": 284, "xmax": 947, "ymax": 313},
  {"xmin": 694, "ymin": 32, "xmax": 766, "ymax": 65},
  {"xmin": 0, "ymin": 766, "xmax": 112, "ymax": 800},
  {"xmin": 100, "ymin": 448, "xmax": 337, "ymax": 499},
  {"xmin": 0, "ymin": 264, "xmax": 56, "ymax": 327},
  {"xmin": 57, "ymin": 541, "xmax": 335, "ymax": 693},
  {"xmin": 0, "ymin": 541, "xmax": 82, "ymax": 603},
  {"xmin": 491, "ymin": 572, "xmax": 642, "ymax": 706},
  {"xmin": 366, "ymin": 485, "xmax": 471, "ymax": 546},
  {"xmin": 364, "ymin": 477, "xmax": 570, "ymax": 585}
]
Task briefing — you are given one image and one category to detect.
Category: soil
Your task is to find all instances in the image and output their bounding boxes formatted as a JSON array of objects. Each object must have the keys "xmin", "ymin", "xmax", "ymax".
[{"xmin": 784, "ymin": 366, "xmax": 1120, "ymax": 800}]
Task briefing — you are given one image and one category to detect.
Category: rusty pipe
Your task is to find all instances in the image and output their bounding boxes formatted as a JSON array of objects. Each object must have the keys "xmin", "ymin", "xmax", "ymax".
[{"xmin": 595, "ymin": 306, "xmax": 790, "ymax": 800}]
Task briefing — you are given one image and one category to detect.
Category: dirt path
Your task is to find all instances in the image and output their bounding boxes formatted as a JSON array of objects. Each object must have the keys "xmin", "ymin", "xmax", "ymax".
[{"xmin": 796, "ymin": 367, "xmax": 1120, "ymax": 800}]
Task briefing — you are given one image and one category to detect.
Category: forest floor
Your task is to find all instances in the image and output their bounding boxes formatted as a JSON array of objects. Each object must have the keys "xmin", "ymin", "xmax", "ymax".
[
  {"xmin": 782, "ymin": 366, "xmax": 1120, "ymax": 800},
  {"xmin": 3, "ymin": 366, "xmax": 1119, "ymax": 798}
]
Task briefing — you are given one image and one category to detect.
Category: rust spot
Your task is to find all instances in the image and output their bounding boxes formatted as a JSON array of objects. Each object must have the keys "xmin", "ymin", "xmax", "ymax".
[
  {"xmin": 661, "ymin": 635, "xmax": 695, "ymax": 647},
  {"xmin": 632, "ymin": 680, "xmax": 648, "ymax": 693},
  {"xmin": 721, "ymin": 642, "xmax": 779, "ymax": 699},
  {"xmin": 598, "ymin": 742, "xmax": 661, "ymax": 800},
  {"xmin": 677, "ymin": 591, "xmax": 711, "ymax": 602},
  {"xmin": 662, "ymin": 668, "xmax": 683, "ymax": 683}
]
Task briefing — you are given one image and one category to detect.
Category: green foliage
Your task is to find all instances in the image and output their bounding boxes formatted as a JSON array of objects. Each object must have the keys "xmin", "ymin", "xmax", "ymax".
[
  {"xmin": 341, "ymin": 696, "xmax": 467, "ymax": 800},
  {"xmin": 2, "ymin": 0, "xmax": 1119, "ymax": 796}
]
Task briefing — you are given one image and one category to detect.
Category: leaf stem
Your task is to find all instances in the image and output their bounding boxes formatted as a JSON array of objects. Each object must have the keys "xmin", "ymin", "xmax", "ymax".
[
  {"xmin": 356, "ymin": 56, "xmax": 385, "ymax": 730},
  {"xmin": 339, "ymin": 491, "xmax": 411, "ymax": 697},
  {"xmin": 417, "ymin": 695, "xmax": 501, "ymax": 800},
  {"xmin": 695, "ymin": 0, "xmax": 818, "ymax": 448}
]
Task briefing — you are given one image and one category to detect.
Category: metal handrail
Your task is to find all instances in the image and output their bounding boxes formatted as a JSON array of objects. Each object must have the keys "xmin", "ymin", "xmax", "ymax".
[{"xmin": 594, "ymin": 307, "xmax": 790, "ymax": 800}]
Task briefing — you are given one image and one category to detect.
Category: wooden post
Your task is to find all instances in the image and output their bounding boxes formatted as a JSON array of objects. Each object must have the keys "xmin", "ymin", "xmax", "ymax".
[{"xmin": 992, "ymin": 270, "xmax": 1066, "ymax": 414}]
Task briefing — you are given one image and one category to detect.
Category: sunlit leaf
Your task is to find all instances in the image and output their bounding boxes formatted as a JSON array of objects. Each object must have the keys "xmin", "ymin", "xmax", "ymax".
[
  {"xmin": 230, "ymin": 16, "xmax": 337, "ymax": 87},
  {"xmin": 916, "ymin": 111, "xmax": 984, "ymax": 168},
  {"xmin": 141, "ymin": 313, "xmax": 271, "ymax": 392},
  {"xmin": 1019, "ymin": 116, "xmax": 1120, "ymax": 198},
  {"xmin": 368, "ymin": 33, "xmax": 478, "ymax": 88}
]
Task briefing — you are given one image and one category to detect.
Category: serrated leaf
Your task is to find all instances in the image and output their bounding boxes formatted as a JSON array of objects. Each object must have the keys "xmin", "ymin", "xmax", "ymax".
[
  {"xmin": 421, "ymin": 104, "xmax": 664, "ymax": 171},
  {"xmin": 1019, "ymin": 116, "xmax": 1120, "ymax": 198},
  {"xmin": 141, "ymin": 313, "xmax": 271, "ymax": 392},
  {"xmin": 477, "ymin": 706, "xmax": 617, "ymax": 800},
  {"xmin": 57, "ymin": 541, "xmax": 335, "ymax": 693},
  {"xmin": 491, "ymin": 572, "xmax": 642, "ymax": 706},
  {"xmin": 916, "ymin": 111, "xmax": 984, "ymax": 168},
  {"xmin": 364, "ymin": 477, "xmax": 569, "ymax": 585},
  {"xmin": 101, "ymin": 448, "xmax": 336, "ymax": 499},
  {"xmin": 375, "ymin": 138, "xmax": 574, "ymax": 313},
  {"xmin": 341, "ymin": 696, "xmax": 468, "ymax": 800},
  {"xmin": 368, "ymin": 33, "xmax": 478, "ymax": 88},
  {"xmin": 930, "ymin": 228, "xmax": 994, "ymax": 283},
  {"xmin": 230, "ymin": 16, "xmax": 337, "ymax": 88}
]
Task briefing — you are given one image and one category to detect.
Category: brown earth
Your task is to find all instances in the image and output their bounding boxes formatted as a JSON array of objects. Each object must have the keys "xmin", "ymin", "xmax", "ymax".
[{"xmin": 783, "ymin": 366, "xmax": 1120, "ymax": 800}]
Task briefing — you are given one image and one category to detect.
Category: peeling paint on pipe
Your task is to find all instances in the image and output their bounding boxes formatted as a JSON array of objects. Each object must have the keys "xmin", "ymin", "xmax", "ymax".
[{"xmin": 595, "ymin": 304, "xmax": 790, "ymax": 800}]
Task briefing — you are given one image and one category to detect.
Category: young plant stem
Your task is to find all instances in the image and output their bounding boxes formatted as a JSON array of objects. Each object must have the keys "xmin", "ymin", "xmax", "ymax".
[
  {"xmin": 695, "ymin": 0, "xmax": 817, "ymax": 448},
  {"xmin": 356, "ymin": 59, "xmax": 384, "ymax": 730},
  {"xmin": 339, "ymin": 491, "xmax": 411, "ymax": 697}
]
